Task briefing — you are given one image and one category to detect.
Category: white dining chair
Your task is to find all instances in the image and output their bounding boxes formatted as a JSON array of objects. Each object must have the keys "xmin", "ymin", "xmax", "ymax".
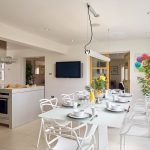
[
  {"xmin": 127, "ymin": 96, "xmax": 150, "ymax": 122},
  {"xmin": 36, "ymin": 98, "xmax": 72, "ymax": 150},
  {"xmin": 120, "ymin": 98, "xmax": 150, "ymax": 150},
  {"xmin": 40, "ymin": 98, "xmax": 58, "ymax": 112},
  {"xmin": 61, "ymin": 93, "xmax": 75, "ymax": 103},
  {"xmin": 120, "ymin": 120, "xmax": 150, "ymax": 150},
  {"xmin": 42, "ymin": 118, "xmax": 97, "ymax": 150},
  {"xmin": 76, "ymin": 90, "xmax": 87, "ymax": 100}
]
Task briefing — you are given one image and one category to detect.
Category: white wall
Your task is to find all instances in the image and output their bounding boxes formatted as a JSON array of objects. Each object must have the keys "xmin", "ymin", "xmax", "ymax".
[
  {"xmin": 6, "ymin": 39, "xmax": 150, "ymax": 100},
  {"xmin": 45, "ymin": 46, "xmax": 90, "ymax": 100},
  {"xmin": 6, "ymin": 46, "xmax": 90, "ymax": 100}
]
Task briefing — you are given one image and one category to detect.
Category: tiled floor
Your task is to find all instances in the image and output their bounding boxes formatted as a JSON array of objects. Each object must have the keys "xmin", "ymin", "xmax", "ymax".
[{"xmin": 0, "ymin": 120, "xmax": 149, "ymax": 150}]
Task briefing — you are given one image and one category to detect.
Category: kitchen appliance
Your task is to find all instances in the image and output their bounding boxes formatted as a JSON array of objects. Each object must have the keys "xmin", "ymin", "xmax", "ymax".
[{"xmin": 0, "ymin": 92, "xmax": 9, "ymax": 120}]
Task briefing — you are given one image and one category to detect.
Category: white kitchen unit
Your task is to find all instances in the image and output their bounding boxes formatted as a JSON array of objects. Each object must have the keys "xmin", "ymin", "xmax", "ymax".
[{"xmin": 0, "ymin": 86, "xmax": 44, "ymax": 128}]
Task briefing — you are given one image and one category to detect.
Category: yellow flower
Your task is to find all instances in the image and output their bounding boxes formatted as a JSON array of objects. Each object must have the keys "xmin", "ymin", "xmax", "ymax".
[{"xmin": 99, "ymin": 75, "xmax": 106, "ymax": 81}]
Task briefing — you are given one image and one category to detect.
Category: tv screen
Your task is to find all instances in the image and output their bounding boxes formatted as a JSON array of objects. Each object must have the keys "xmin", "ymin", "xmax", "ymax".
[{"xmin": 56, "ymin": 61, "xmax": 82, "ymax": 78}]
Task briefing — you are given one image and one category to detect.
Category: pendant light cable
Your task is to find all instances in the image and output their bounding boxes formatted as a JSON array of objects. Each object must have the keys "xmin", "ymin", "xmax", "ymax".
[{"xmin": 84, "ymin": 4, "xmax": 93, "ymax": 52}]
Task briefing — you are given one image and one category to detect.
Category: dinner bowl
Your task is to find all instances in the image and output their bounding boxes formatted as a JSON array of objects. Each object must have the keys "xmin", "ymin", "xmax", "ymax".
[
  {"xmin": 73, "ymin": 110, "xmax": 85, "ymax": 117},
  {"xmin": 64, "ymin": 100, "xmax": 73, "ymax": 106},
  {"xmin": 106, "ymin": 102, "xmax": 120, "ymax": 110}
]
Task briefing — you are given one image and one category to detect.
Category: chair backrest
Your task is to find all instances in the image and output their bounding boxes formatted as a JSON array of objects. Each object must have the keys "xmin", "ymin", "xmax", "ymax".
[
  {"xmin": 121, "ymin": 96, "xmax": 150, "ymax": 135},
  {"xmin": 76, "ymin": 90, "xmax": 87, "ymax": 100},
  {"xmin": 61, "ymin": 93, "xmax": 75, "ymax": 102},
  {"xmin": 42, "ymin": 118, "xmax": 96, "ymax": 150},
  {"xmin": 39, "ymin": 98, "xmax": 58, "ymax": 113}
]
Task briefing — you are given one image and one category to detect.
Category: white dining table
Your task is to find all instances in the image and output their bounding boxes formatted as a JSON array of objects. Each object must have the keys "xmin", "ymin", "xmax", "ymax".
[{"xmin": 39, "ymin": 99, "xmax": 131, "ymax": 150}]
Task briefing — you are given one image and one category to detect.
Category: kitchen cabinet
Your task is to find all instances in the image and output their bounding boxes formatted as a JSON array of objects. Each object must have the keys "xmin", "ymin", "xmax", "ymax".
[{"xmin": 0, "ymin": 86, "xmax": 44, "ymax": 128}]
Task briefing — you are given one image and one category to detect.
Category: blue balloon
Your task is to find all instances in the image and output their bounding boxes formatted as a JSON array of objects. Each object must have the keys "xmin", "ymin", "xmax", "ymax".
[{"xmin": 135, "ymin": 62, "xmax": 141, "ymax": 69}]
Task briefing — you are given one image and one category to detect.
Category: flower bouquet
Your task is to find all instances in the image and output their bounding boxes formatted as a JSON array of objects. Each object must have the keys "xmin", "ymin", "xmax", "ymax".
[{"xmin": 86, "ymin": 75, "xmax": 106, "ymax": 99}]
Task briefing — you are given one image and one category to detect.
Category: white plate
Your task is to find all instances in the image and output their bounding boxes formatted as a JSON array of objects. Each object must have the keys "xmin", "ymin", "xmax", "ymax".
[
  {"xmin": 62, "ymin": 103, "xmax": 80, "ymax": 107},
  {"xmin": 115, "ymin": 98, "xmax": 130, "ymax": 103},
  {"xmin": 119, "ymin": 93, "xmax": 132, "ymax": 97},
  {"xmin": 62, "ymin": 102, "xmax": 73, "ymax": 107},
  {"xmin": 106, "ymin": 106, "xmax": 125, "ymax": 112},
  {"xmin": 67, "ymin": 113, "xmax": 92, "ymax": 119}
]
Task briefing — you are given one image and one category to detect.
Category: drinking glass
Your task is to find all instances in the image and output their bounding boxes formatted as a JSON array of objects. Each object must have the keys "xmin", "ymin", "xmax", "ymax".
[{"xmin": 73, "ymin": 101, "xmax": 78, "ymax": 110}]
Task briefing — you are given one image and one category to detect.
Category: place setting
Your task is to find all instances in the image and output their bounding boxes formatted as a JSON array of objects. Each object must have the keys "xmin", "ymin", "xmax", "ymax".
[
  {"xmin": 105, "ymin": 101, "xmax": 126, "ymax": 112},
  {"xmin": 62, "ymin": 100, "xmax": 80, "ymax": 107},
  {"xmin": 112, "ymin": 94, "xmax": 131, "ymax": 103},
  {"xmin": 67, "ymin": 109, "xmax": 92, "ymax": 119},
  {"xmin": 67, "ymin": 101, "xmax": 98, "ymax": 120}
]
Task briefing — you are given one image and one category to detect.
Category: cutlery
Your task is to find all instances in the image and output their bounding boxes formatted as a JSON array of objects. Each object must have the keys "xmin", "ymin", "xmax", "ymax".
[{"xmin": 90, "ymin": 114, "xmax": 98, "ymax": 121}]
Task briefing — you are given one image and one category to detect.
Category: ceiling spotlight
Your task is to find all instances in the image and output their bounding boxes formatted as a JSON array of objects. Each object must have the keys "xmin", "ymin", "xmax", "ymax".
[
  {"xmin": 87, "ymin": 3, "xmax": 100, "ymax": 17},
  {"xmin": 147, "ymin": 12, "xmax": 150, "ymax": 15},
  {"xmin": 43, "ymin": 27, "xmax": 50, "ymax": 31}
]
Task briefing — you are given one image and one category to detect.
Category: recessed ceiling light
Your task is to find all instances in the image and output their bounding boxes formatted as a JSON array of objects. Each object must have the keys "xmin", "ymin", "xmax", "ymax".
[
  {"xmin": 71, "ymin": 40, "xmax": 74, "ymax": 42},
  {"xmin": 147, "ymin": 12, "xmax": 150, "ymax": 15},
  {"xmin": 43, "ymin": 27, "xmax": 50, "ymax": 31}
]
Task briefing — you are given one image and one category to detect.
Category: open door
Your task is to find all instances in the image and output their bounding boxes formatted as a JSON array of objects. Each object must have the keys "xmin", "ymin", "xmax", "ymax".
[{"xmin": 123, "ymin": 52, "xmax": 130, "ymax": 92}]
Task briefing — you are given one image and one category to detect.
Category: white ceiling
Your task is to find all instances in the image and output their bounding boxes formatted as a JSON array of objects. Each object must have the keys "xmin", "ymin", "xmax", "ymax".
[{"xmin": 0, "ymin": 0, "xmax": 150, "ymax": 46}]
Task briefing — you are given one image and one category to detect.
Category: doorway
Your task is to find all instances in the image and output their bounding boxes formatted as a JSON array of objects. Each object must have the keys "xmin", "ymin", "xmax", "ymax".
[
  {"xmin": 90, "ymin": 52, "xmax": 130, "ymax": 92},
  {"xmin": 109, "ymin": 52, "xmax": 130, "ymax": 92},
  {"xmin": 25, "ymin": 57, "xmax": 45, "ymax": 86}
]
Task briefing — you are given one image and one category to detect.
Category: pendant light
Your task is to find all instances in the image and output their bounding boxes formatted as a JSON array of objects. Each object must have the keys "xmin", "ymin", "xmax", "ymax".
[{"xmin": 84, "ymin": 3, "xmax": 110, "ymax": 62}]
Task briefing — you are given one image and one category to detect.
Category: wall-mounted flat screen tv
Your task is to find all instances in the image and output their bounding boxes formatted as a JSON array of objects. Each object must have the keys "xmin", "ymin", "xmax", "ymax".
[{"xmin": 56, "ymin": 61, "xmax": 82, "ymax": 78}]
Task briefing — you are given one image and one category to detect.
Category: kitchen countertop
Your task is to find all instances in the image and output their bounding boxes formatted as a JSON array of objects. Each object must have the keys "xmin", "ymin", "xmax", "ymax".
[{"xmin": 0, "ymin": 86, "xmax": 44, "ymax": 94}]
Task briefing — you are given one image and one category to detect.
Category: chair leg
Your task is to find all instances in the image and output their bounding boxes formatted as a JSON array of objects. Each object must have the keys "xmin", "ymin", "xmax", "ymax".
[
  {"xmin": 88, "ymin": 144, "xmax": 94, "ymax": 150},
  {"xmin": 120, "ymin": 134, "xmax": 125, "ymax": 150},
  {"xmin": 69, "ymin": 121, "xmax": 73, "ymax": 136},
  {"xmin": 92, "ymin": 145, "xmax": 94, "ymax": 150},
  {"xmin": 123, "ymin": 136, "xmax": 126, "ymax": 150},
  {"xmin": 36, "ymin": 121, "xmax": 42, "ymax": 150},
  {"xmin": 46, "ymin": 147, "xmax": 49, "ymax": 150},
  {"xmin": 120, "ymin": 135, "xmax": 122, "ymax": 150}
]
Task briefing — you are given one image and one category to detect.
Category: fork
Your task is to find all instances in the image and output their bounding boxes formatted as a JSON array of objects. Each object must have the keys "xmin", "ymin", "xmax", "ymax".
[{"xmin": 90, "ymin": 114, "xmax": 98, "ymax": 121}]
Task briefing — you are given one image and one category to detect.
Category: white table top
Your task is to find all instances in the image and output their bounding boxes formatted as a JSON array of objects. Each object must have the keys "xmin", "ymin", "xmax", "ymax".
[
  {"xmin": 39, "ymin": 99, "xmax": 130, "ymax": 128},
  {"xmin": 39, "ymin": 98, "xmax": 131, "ymax": 150}
]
